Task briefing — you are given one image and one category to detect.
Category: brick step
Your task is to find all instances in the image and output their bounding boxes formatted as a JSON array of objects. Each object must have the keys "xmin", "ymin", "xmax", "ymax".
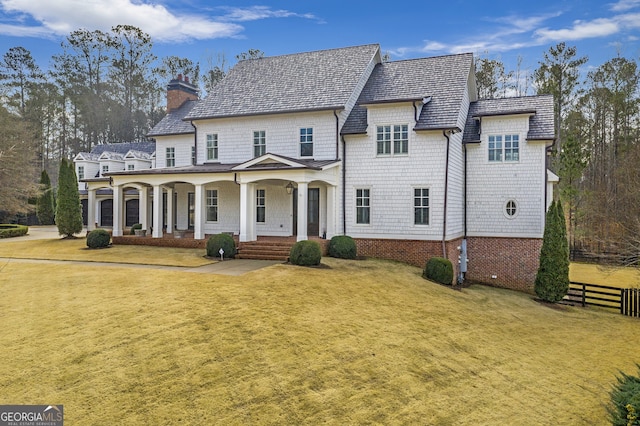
[
  {"xmin": 236, "ymin": 252, "xmax": 289, "ymax": 261},
  {"xmin": 238, "ymin": 244, "xmax": 292, "ymax": 252}
]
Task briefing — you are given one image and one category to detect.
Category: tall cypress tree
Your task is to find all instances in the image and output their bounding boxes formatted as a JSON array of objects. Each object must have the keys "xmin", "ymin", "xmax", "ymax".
[
  {"xmin": 55, "ymin": 158, "xmax": 83, "ymax": 237},
  {"xmin": 535, "ymin": 201, "xmax": 570, "ymax": 302},
  {"xmin": 36, "ymin": 169, "xmax": 55, "ymax": 225}
]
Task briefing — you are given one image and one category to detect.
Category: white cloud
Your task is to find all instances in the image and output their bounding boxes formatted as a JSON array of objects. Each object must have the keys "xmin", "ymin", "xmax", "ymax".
[
  {"xmin": 535, "ymin": 18, "xmax": 620, "ymax": 41},
  {"xmin": 0, "ymin": 0, "xmax": 317, "ymax": 42},
  {"xmin": 609, "ymin": 0, "xmax": 640, "ymax": 11}
]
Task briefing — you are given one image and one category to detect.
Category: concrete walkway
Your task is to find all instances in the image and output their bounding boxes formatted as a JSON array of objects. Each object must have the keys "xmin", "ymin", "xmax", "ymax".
[{"xmin": 1, "ymin": 226, "xmax": 282, "ymax": 276}]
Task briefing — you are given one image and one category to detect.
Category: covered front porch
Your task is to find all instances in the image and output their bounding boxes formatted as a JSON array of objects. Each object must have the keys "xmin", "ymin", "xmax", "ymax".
[{"xmin": 93, "ymin": 154, "xmax": 341, "ymax": 244}]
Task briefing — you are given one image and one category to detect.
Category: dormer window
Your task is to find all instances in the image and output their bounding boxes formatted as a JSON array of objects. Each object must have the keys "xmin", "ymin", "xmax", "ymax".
[
  {"xmin": 102, "ymin": 165, "xmax": 109, "ymax": 176},
  {"xmin": 489, "ymin": 134, "xmax": 519, "ymax": 162},
  {"xmin": 77, "ymin": 166, "xmax": 84, "ymax": 180},
  {"xmin": 127, "ymin": 164, "xmax": 135, "ymax": 171},
  {"xmin": 377, "ymin": 125, "xmax": 408, "ymax": 155}
]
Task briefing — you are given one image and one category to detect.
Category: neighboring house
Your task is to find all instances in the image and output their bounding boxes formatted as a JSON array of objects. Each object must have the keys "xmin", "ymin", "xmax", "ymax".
[
  {"xmin": 74, "ymin": 141, "xmax": 155, "ymax": 228},
  {"xmin": 78, "ymin": 44, "xmax": 556, "ymax": 291}
]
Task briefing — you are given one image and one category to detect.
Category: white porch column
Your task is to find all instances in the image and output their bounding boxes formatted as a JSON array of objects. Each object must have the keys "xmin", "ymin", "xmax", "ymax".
[
  {"xmin": 297, "ymin": 182, "xmax": 308, "ymax": 241},
  {"xmin": 166, "ymin": 187, "xmax": 174, "ymax": 234},
  {"xmin": 326, "ymin": 185, "xmax": 336, "ymax": 239},
  {"xmin": 87, "ymin": 189, "xmax": 96, "ymax": 231},
  {"xmin": 139, "ymin": 186, "xmax": 149, "ymax": 231},
  {"xmin": 239, "ymin": 182, "xmax": 256, "ymax": 242},
  {"xmin": 152, "ymin": 185, "xmax": 162, "ymax": 238},
  {"xmin": 112, "ymin": 184, "xmax": 123, "ymax": 236},
  {"xmin": 194, "ymin": 183, "xmax": 205, "ymax": 240}
]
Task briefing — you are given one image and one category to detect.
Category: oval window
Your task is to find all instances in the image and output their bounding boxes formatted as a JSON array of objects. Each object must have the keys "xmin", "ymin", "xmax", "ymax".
[{"xmin": 505, "ymin": 200, "xmax": 517, "ymax": 217}]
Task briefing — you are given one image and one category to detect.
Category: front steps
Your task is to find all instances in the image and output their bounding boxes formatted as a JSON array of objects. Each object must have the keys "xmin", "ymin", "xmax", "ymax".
[{"xmin": 236, "ymin": 238, "xmax": 295, "ymax": 261}]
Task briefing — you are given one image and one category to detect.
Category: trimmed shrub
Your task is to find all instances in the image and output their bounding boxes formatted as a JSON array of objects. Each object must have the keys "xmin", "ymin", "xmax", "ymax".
[
  {"xmin": 55, "ymin": 158, "xmax": 83, "ymax": 237},
  {"xmin": 289, "ymin": 240, "xmax": 322, "ymax": 266},
  {"xmin": 86, "ymin": 229, "xmax": 111, "ymax": 249},
  {"xmin": 423, "ymin": 257, "xmax": 454, "ymax": 285},
  {"xmin": 130, "ymin": 223, "xmax": 142, "ymax": 235},
  {"xmin": 608, "ymin": 365, "xmax": 640, "ymax": 426},
  {"xmin": 328, "ymin": 235, "xmax": 357, "ymax": 259},
  {"xmin": 207, "ymin": 233, "xmax": 236, "ymax": 258},
  {"xmin": 0, "ymin": 224, "xmax": 28, "ymax": 238}
]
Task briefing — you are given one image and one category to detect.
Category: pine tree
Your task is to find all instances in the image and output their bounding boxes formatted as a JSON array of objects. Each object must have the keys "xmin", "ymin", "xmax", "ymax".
[
  {"xmin": 535, "ymin": 201, "xmax": 570, "ymax": 302},
  {"xmin": 55, "ymin": 158, "xmax": 83, "ymax": 237},
  {"xmin": 36, "ymin": 169, "xmax": 55, "ymax": 225}
]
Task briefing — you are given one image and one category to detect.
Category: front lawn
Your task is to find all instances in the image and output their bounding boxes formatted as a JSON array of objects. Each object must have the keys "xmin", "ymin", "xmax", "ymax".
[{"xmin": 0, "ymin": 253, "xmax": 638, "ymax": 424}]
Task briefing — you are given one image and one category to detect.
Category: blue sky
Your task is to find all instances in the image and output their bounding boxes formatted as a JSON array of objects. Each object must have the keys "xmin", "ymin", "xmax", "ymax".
[{"xmin": 0, "ymin": 0, "xmax": 639, "ymax": 81}]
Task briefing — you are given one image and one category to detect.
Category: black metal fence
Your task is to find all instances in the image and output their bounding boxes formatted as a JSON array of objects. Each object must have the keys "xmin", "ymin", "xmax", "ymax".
[{"xmin": 563, "ymin": 282, "xmax": 640, "ymax": 318}]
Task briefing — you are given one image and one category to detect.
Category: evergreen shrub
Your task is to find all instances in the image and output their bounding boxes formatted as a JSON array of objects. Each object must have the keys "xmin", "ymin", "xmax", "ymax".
[
  {"xmin": 423, "ymin": 257, "xmax": 454, "ymax": 285},
  {"xmin": 207, "ymin": 233, "xmax": 236, "ymax": 258},
  {"xmin": 328, "ymin": 235, "xmax": 357, "ymax": 259},
  {"xmin": 130, "ymin": 223, "xmax": 142, "ymax": 235},
  {"xmin": 86, "ymin": 229, "xmax": 111, "ymax": 248},
  {"xmin": 289, "ymin": 240, "xmax": 322, "ymax": 266},
  {"xmin": 608, "ymin": 365, "xmax": 640, "ymax": 426},
  {"xmin": 0, "ymin": 224, "xmax": 28, "ymax": 238},
  {"xmin": 534, "ymin": 200, "xmax": 570, "ymax": 302}
]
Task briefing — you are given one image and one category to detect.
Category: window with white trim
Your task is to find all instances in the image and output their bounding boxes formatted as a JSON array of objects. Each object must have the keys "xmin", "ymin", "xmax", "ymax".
[
  {"xmin": 414, "ymin": 188, "xmax": 429, "ymax": 225},
  {"xmin": 191, "ymin": 146, "xmax": 195, "ymax": 165},
  {"xmin": 206, "ymin": 134, "xmax": 218, "ymax": 161},
  {"xmin": 377, "ymin": 125, "xmax": 408, "ymax": 155},
  {"xmin": 356, "ymin": 188, "xmax": 370, "ymax": 224},
  {"xmin": 256, "ymin": 189, "xmax": 265, "ymax": 223},
  {"xmin": 206, "ymin": 190, "xmax": 218, "ymax": 222},
  {"xmin": 489, "ymin": 134, "xmax": 519, "ymax": 162},
  {"xmin": 253, "ymin": 131, "xmax": 266, "ymax": 157},
  {"xmin": 300, "ymin": 128, "xmax": 313, "ymax": 157},
  {"xmin": 77, "ymin": 166, "xmax": 84, "ymax": 180},
  {"xmin": 127, "ymin": 164, "xmax": 134, "ymax": 171},
  {"xmin": 101, "ymin": 165, "xmax": 109, "ymax": 175},
  {"xmin": 166, "ymin": 147, "xmax": 175, "ymax": 167},
  {"xmin": 505, "ymin": 200, "xmax": 517, "ymax": 218}
]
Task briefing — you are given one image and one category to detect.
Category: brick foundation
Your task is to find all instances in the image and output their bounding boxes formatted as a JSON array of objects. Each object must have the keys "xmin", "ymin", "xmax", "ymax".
[
  {"xmin": 353, "ymin": 236, "xmax": 541, "ymax": 293},
  {"xmin": 465, "ymin": 237, "xmax": 542, "ymax": 293}
]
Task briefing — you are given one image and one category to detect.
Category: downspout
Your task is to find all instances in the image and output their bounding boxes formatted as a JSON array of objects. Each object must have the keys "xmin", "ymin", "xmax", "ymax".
[
  {"xmin": 334, "ymin": 110, "xmax": 340, "ymax": 159},
  {"xmin": 191, "ymin": 121, "xmax": 197, "ymax": 165},
  {"xmin": 463, "ymin": 141, "xmax": 468, "ymax": 238},
  {"xmin": 413, "ymin": 101, "xmax": 419, "ymax": 126},
  {"xmin": 442, "ymin": 130, "xmax": 451, "ymax": 258},
  {"xmin": 342, "ymin": 135, "xmax": 347, "ymax": 235}
]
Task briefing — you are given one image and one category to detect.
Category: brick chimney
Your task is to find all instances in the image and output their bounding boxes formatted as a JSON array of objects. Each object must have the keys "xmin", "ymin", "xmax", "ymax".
[{"xmin": 166, "ymin": 74, "xmax": 198, "ymax": 113}]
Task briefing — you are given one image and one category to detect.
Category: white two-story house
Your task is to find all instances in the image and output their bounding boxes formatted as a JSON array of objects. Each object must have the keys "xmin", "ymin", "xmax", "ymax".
[{"xmin": 79, "ymin": 44, "xmax": 556, "ymax": 291}]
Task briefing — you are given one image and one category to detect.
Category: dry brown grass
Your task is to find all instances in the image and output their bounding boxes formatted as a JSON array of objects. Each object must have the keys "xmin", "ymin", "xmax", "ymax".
[
  {"xmin": 571, "ymin": 262, "xmax": 640, "ymax": 288},
  {"xmin": 0, "ymin": 237, "xmax": 212, "ymax": 267},
  {"xmin": 0, "ymin": 250, "xmax": 638, "ymax": 424}
]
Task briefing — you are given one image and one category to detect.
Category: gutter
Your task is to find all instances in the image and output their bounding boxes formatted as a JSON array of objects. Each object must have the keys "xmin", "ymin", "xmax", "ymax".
[{"xmin": 192, "ymin": 121, "xmax": 197, "ymax": 165}]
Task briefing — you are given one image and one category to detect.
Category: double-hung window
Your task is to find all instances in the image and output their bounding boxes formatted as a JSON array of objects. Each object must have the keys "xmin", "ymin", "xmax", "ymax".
[
  {"xmin": 127, "ymin": 164, "xmax": 134, "ymax": 171},
  {"xmin": 356, "ymin": 189, "xmax": 370, "ymax": 224},
  {"xmin": 377, "ymin": 125, "xmax": 408, "ymax": 155},
  {"xmin": 78, "ymin": 166, "xmax": 84, "ymax": 180},
  {"xmin": 253, "ymin": 131, "xmax": 266, "ymax": 157},
  {"xmin": 300, "ymin": 128, "xmax": 313, "ymax": 157},
  {"xmin": 166, "ymin": 147, "xmax": 175, "ymax": 167},
  {"xmin": 206, "ymin": 134, "xmax": 218, "ymax": 161},
  {"xmin": 102, "ymin": 165, "xmax": 109, "ymax": 175},
  {"xmin": 206, "ymin": 190, "xmax": 218, "ymax": 222},
  {"xmin": 489, "ymin": 134, "xmax": 519, "ymax": 162},
  {"xmin": 414, "ymin": 188, "xmax": 429, "ymax": 225},
  {"xmin": 256, "ymin": 189, "xmax": 266, "ymax": 223}
]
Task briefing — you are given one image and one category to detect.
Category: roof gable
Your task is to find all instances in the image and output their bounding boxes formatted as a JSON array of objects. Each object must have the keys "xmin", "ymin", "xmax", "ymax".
[
  {"xmin": 342, "ymin": 53, "xmax": 474, "ymax": 135},
  {"xmin": 462, "ymin": 95, "xmax": 555, "ymax": 143},
  {"xmin": 148, "ymin": 99, "xmax": 197, "ymax": 137},
  {"xmin": 186, "ymin": 44, "xmax": 381, "ymax": 120}
]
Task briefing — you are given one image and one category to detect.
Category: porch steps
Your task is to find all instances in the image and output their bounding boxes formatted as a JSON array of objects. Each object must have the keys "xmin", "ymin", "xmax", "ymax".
[{"xmin": 236, "ymin": 239, "xmax": 294, "ymax": 261}]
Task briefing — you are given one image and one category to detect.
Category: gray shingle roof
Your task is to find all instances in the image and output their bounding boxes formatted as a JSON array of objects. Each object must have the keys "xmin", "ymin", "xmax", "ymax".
[
  {"xmin": 342, "ymin": 53, "xmax": 474, "ymax": 134},
  {"xmin": 462, "ymin": 95, "xmax": 556, "ymax": 143},
  {"xmin": 185, "ymin": 44, "xmax": 381, "ymax": 120},
  {"xmin": 89, "ymin": 141, "xmax": 156, "ymax": 156},
  {"xmin": 147, "ymin": 100, "xmax": 197, "ymax": 137}
]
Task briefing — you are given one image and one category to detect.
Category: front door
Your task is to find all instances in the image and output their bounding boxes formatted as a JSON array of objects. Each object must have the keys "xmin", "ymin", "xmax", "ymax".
[{"xmin": 292, "ymin": 188, "xmax": 320, "ymax": 237}]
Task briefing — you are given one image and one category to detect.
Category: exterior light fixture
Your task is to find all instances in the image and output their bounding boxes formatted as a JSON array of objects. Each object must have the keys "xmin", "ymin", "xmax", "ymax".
[{"xmin": 285, "ymin": 182, "xmax": 294, "ymax": 194}]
